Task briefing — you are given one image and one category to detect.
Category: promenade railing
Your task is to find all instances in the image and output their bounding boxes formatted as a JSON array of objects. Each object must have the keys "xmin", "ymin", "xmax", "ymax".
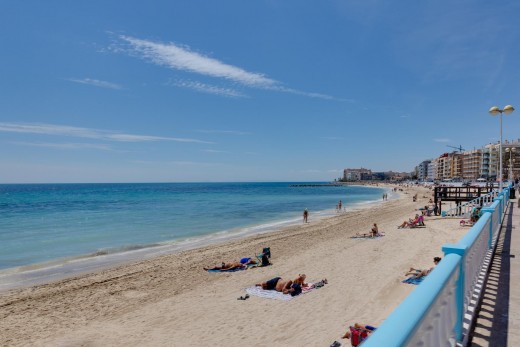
[
  {"xmin": 441, "ymin": 190, "xmax": 499, "ymax": 218},
  {"xmin": 364, "ymin": 185, "xmax": 511, "ymax": 347}
]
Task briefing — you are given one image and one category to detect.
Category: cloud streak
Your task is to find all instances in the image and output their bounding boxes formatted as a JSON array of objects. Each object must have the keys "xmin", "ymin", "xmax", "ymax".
[
  {"xmin": 113, "ymin": 35, "xmax": 339, "ymax": 100},
  {"xmin": 10, "ymin": 141, "xmax": 115, "ymax": 151},
  {"xmin": 67, "ymin": 78, "xmax": 123, "ymax": 90},
  {"xmin": 117, "ymin": 35, "xmax": 277, "ymax": 88},
  {"xmin": 0, "ymin": 122, "xmax": 213, "ymax": 144},
  {"xmin": 170, "ymin": 79, "xmax": 247, "ymax": 98}
]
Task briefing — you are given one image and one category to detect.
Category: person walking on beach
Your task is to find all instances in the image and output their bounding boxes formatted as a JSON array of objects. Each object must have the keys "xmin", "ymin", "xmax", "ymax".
[{"xmin": 303, "ymin": 208, "xmax": 309, "ymax": 223}]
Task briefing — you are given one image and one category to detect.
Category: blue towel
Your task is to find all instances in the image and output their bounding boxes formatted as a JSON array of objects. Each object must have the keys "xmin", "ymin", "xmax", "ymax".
[
  {"xmin": 402, "ymin": 276, "xmax": 425, "ymax": 285},
  {"xmin": 207, "ymin": 267, "xmax": 246, "ymax": 273},
  {"xmin": 206, "ymin": 263, "xmax": 257, "ymax": 272}
]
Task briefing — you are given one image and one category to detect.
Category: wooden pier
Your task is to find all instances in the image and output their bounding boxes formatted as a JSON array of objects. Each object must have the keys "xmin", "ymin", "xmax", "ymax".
[{"xmin": 433, "ymin": 186, "xmax": 495, "ymax": 205}]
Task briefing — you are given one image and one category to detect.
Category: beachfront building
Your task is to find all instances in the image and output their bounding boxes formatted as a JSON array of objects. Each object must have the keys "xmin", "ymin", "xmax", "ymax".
[
  {"xmin": 482, "ymin": 143, "xmax": 500, "ymax": 180},
  {"xmin": 343, "ymin": 168, "xmax": 372, "ymax": 181},
  {"xmin": 503, "ymin": 140, "xmax": 520, "ymax": 180},
  {"xmin": 452, "ymin": 153, "xmax": 463, "ymax": 179},
  {"xmin": 415, "ymin": 160, "xmax": 431, "ymax": 181},
  {"xmin": 436, "ymin": 153, "xmax": 450, "ymax": 180},
  {"xmin": 461, "ymin": 149, "xmax": 482, "ymax": 180},
  {"xmin": 427, "ymin": 160, "xmax": 437, "ymax": 181}
]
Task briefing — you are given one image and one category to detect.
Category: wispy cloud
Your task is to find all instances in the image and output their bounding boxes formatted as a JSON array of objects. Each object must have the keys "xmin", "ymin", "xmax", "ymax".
[
  {"xmin": 10, "ymin": 141, "xmax": 114, "ymax": 151},
  {"xmin": 202, "ymin": 149, "xmax": 228, "ymax": 153},
  {"xmin": 197, "ymin": 129, "xmax": 251, "ymax": 136},
  {"xmin": 169, "ymin": 79, "xmax": 247, "ymax": 98},
  {"xmin": 0, "ymin": 122, "xmax": 213, "ymax": 144},
  {"xmin": 67, "ymin": 78, "xmax": 123, "ymax": 90},
  {"xmin": 434, "ymin": 138, "xmax": 451, "ymax": 143},
  {"xmin": 116, "ymin": 35, "xmax": 277, "ymax": 88},
  {"xmin": 112, "ymin": 35, "xmax": 339, "ymax": 100}
]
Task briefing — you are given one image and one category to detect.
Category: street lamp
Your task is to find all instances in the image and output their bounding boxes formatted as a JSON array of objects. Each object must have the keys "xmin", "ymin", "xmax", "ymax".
[
  {"xmin": 489, "ymin": 105, "xmax": 515, "ymax": 190},
  {"xmin": 506, "ymin": 147, "xmax": 516, "ymax": 182}
]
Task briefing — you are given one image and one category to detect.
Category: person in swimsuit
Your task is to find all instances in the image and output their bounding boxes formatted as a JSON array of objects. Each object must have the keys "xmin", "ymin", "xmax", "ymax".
[
  {"xmin": 370, "ymin": 223, "xmax": 379, "ymax": 237},
  {"xmin": 256, "ymin": 277, "xmax": 294, "ymax": 293},
  {"xmin": 303, "ymin": 208, "xmax": 309, "ymax": 223},
  {"xmin": 204, "ymin": 261, "xmax": 246, "ymax": 271},
  {"xmin": 203, "ymin": 256, "xmax": 258, "ymax": 271},
  {"xmin": 405, "ymin": 257, "xmax": 441, "ymax": 278}
]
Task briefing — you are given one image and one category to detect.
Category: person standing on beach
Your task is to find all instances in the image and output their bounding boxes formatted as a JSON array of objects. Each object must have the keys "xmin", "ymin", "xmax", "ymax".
[
  {"xmin": 303, "ymin": 208, "xmax": 309, "ymax": 223},
  {"xmin": 338, "ymin": 200, "xmax": 342, "ymax": 211}
]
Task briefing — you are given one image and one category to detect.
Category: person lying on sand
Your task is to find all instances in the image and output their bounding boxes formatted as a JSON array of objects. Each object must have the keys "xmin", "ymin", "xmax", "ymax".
[
  {"xmin": 405, "ymin": 257, "xmax": 441, "ymax": 278},
  {"xmin": 204, "ymin": 261, "xmax": 247, "ymax": 271},
  {"xmin": 292, "ymin": 274, "xmax": 309, "ymax": 287},
  {"xmin": 256, "ymin": 277, "xmax": 294, "ymax": 293},
  {"xmin": 203, "ymin": 257, "xmax": 259, "ymax": 271}
]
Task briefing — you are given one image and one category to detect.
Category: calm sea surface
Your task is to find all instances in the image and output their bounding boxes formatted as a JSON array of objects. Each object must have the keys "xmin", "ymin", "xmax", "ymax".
[{"xmin": 0, "ymin": 182, "xmax": 386, "ymax": 271}]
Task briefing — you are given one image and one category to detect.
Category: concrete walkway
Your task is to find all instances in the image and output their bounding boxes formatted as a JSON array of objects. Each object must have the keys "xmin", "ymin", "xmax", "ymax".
[{"xmin": 469, "ymin": 199, "xmax": 520, "ymax": 346}]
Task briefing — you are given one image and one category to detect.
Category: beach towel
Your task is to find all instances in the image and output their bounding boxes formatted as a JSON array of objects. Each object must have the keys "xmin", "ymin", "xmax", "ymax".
[
  {"xmin": 207, "ymin": 267, "xmax": 246, "ymax": 273},
  {"xmin": 402, "ymin": 276, "xmax": 425, "ymax": 285},
  {"xmin": 350, "ymin": 233, "xmax": 385, "ymax": 239},
  {"xmin": 245, "ymin": 282, "xmax": 320, "ymax": 301},
  {"xmin": 206, "ymin": 264, "xmax": 257, "ymax": 272}
]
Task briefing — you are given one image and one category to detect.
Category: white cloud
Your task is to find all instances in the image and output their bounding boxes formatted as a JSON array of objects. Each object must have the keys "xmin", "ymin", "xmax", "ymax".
[
  {"xmin": 0, "ymin": 122, "xmax": 213, "ymax": 144},
  {"xmin": 10, "ymin": 141, "xmax": 114, "ymax": 151},
  {"xmin": 170, "ymin": 79, "xmax": 247, "ymax": 98},
  {"xmin": 67, "ymin": 78, "xmax": 123, "ymax": 90},
  {"xmin": 197, "ymin": 129, "xmax": 250, "ymax": 135},
  {"xmin": 117, "ymin": 35, "xmax": 277, "ymax": 88},
  {"xmin": 113, "ymin": 35, "xmax": 340, "ymax": 100}
]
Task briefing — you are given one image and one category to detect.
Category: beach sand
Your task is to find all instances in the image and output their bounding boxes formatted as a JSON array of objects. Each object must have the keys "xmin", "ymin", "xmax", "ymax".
[{"xmin": 0, "ymin": 185, "xmax": 468, "ymax": 346}]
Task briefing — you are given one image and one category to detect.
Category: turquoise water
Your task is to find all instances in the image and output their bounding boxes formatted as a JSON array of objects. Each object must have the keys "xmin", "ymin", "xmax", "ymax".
[{"xmin": 0, "ymin": 182, "xmax": 385, "ymax": 271}]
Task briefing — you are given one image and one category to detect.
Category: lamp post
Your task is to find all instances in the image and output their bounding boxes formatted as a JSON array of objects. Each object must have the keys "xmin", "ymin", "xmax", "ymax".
[
  {"xmin": 489, "ymin": 105, "xmax": 515, "ymax": 190},
  {"xmin": 506, "ymin": 147, "xmax": 516, "ymax": 182}
]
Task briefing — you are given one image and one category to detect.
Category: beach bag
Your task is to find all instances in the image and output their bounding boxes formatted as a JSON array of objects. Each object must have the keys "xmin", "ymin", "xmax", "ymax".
[
  {"xmin": 349, "ymin": 327, "xmax": 369, "ymax": 346},
  {"xmin": 260, "ymin": 247, "xmax": 271, "ymax": 266},
  {"xmin": 260, "ymin": 254, "xmax": 270, "ymax": 266}
]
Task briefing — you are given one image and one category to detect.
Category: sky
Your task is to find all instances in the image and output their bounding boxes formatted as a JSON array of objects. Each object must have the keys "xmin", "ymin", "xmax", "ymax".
[{"xmin": 1, "ymin": 1, "xmax": 520, "ymax": 183}]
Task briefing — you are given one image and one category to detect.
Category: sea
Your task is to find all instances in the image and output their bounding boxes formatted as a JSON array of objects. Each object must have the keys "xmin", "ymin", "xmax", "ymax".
[{"xmin": 0, "ymin": 182, "xmax": 388, "ymax": 290}]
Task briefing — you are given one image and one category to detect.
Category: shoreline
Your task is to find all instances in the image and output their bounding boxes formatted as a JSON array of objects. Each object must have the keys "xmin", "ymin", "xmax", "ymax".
[
  {"xmin": 0, "ymin": 184, "xmax": 464, "ymax": 346},
  {"xmin": 0, "ymin": 185, "xmax": 392, "ymax": 292}
]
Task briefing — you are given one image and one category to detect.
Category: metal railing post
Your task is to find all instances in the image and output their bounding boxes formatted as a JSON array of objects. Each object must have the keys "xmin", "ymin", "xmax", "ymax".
[{"xmin": 442, "ymin": 244, "xmax": 467, "ymax": 342}]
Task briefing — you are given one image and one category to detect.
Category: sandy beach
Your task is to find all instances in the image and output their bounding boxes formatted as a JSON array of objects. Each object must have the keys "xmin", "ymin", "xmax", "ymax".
[{"xmin": 0, "ymin": 185, "xmax": 468, "ymax": 346}]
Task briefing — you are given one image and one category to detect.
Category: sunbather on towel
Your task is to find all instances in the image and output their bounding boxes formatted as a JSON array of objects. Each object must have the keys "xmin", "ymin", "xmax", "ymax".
[
  {"xmin": 256, "ymin": 277, "xmax": 294, "ymax": 294},
  {"xmin": 203, "ymin": 261, "xmax": 247, "ymax": 271},
  {"xmin": 405, "ymin": 257, "xmax": 441, "ymax": 278},
  {"xmin": 203, "ymin": 257, "xmax": 259, "ymax": 271}
]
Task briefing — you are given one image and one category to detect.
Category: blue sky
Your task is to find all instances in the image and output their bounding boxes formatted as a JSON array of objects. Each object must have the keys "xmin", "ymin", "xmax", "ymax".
[{"xmin": 1, "ymin": 1, "xmax": 519, "ymax": 183}]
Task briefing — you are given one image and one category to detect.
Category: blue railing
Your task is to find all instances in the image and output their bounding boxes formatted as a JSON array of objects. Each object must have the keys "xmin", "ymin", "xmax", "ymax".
[
  {"xmin": 364, "ymin": 185, "xmax": 511, "ymax": 347},
  {"xmin": 441, "ymin": 189, "xmax": 498, "ymax": 218}
]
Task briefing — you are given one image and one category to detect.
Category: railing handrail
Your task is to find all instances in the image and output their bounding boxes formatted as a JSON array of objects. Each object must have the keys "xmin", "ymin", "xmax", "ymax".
[{"xmin": 441, "ymin": 190, "xmax": 498, "ymax": 218}]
